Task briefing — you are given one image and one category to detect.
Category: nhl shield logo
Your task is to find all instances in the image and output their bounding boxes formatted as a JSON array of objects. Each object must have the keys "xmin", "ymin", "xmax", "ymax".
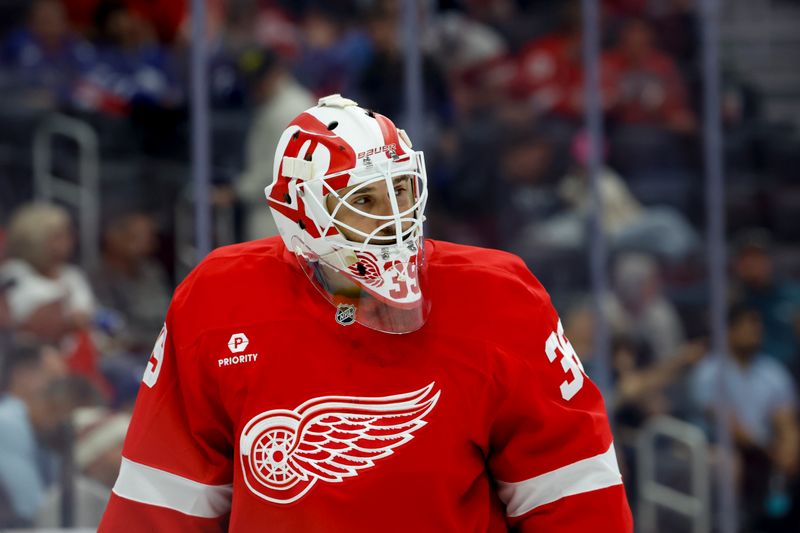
[{"xmin": 335, "ymin": 304, "xmax": 356, "ymax": 326}]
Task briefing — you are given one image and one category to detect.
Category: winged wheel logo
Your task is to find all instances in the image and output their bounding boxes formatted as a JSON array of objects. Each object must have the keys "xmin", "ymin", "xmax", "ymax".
[{"xmin": 239, "ymin": 383, "xmax": 440, "ymax": 504}]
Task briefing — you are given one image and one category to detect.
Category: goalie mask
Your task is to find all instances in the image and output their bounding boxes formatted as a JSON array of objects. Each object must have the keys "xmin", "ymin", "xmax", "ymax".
[{"xmin": 265, "ymin": 94, "xmax": 430, "ymax": 334}]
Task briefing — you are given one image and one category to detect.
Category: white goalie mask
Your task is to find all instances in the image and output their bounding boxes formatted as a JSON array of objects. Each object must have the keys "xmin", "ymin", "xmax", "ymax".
[{"xmin": 265, "ymin": 94, "xmax": 430, "ymax": 334}]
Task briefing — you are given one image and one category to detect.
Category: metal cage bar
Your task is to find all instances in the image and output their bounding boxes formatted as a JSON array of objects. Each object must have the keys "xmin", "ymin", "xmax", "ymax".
[
  {"xmin": 32, "ymin": 113, "xmax": 100, "ymax": 270},
  {"xmin": 637, "ymin": 415, "xmax": 711, "ymax": 533}
]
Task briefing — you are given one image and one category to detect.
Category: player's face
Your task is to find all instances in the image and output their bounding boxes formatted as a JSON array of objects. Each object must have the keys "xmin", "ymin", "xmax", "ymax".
[{"xmin": 325, "ymin": 175, "xmax": 415, "ymax": 243}]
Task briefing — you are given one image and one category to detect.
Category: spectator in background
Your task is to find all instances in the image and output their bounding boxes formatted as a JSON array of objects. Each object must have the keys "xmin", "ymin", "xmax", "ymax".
[
  {"xmin": 420, "ymin": 10, "xmax": 515, "ymax": 243},
  {"xmin": 731, "ymin": 229, "xmax": 800, "ymax": 375},
  {"xmin": 72, "ymin": 0, "xmax": 179, "ymax": 116},
  {"xmin": 602, "ymin": 18, "xmax": 696, "ymax": 134},
  {"xmin": 523, "ymin": 131, "xmax": 699, "ymax": 261},
  {"xmin": 610, "ymin": 334, "xmax": 704, "ymax": 429},
  {"xmin": 563, "ymin": 300, "xmax": 703, "ymax": 432},
  {"xmin": 170, "ymin": 0, "xmax": 244, "ymax": 110},
  {"xmin": 66, "ymin": 0, "xmax": 202, "ymax": 43},
  {"xmin": 1, "ymin": 0, "xmax": 96, "ymax": 107},
  {"xmin": 0, "ymin": 203, "xmax": 95, "ymax": 343},
  {"xmin": 462, "ymin": 0, "xmax": 558, "ymax": 51},
  {"xmin": 513, "ymin": 1, "xmax": 585, "ymax": 119},
  {"xmin": 35, "ymin": 406, "xmax": 130, "ymax": 528},
  {"xmin": 72, "ymin": 406, "xmax": 130, "ymax": 486},
  {"xmin": 430, "ymin": 54, "xmax": 520, "ymax": 246},
  {"xmin": 248, "ymin": 0, "xmax": 302, "ymax": 59},
  {"xmin": 357, "ymin": 0, "xmax": 452, "ymax": 128},
  {"xmin": 292, "ymin": 3, "xmax": 371, "ymax": 98},
  {"xmin": 609, "ymin": 252, "xmax": 686, "ymax": 362},
  {"xmin": 91, "ymin": 212, "xmax": 170, "ymax": 356},
  {"xmin": 128, "ymin": 0, "xmax": 190, "ymax": 44},
  {"xmin": 561, "ymin": 299, "xmax": 683, "ymax": 523},
  {"xmin": 650, "ymin": 0, "xmax": 699, "ymax": 76},
  {"xmin": 496, "ymin": 126, "xmax": 560, "ymax": 247},
  {"xmin": 0, "ymin": 341, "xmax": 68, "ymax": 527},
  {"xmin": 423, "ymin": 10, "xmax": 508, "ymax": 82},
  {"xmin": 528, "ymin": 132, "xmax": 641, "ymax": 251},
  {"xmin": 234, "ymin": 48, "xmax": 314, "ymax": 241},
  {"xmin": 690, "ymin": 304, "xmax": 800, "ymax": 528}
]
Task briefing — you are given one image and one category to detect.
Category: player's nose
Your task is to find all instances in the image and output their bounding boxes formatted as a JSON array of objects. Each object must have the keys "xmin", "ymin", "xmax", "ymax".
[
  {"xmin": 371, "ymin": 193, "xmax": 395, "ymax": 217},
  {"xmin": 374, "ymin": 195, "xmax": 401, "ymax": 234}
]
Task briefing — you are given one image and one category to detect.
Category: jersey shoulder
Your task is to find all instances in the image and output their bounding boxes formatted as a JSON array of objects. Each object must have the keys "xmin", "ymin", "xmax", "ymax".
[
  {"xmin": 168, "ymin": 236, "xmax": 296, "ymax": 345},
  {"xmin": 196, "ymin": 235, "xmax": 288, "ymax": 268},
  {"xmin": 174, "ymin": 236, "xmax": 288, "ymax": 297},
  {"xmin": 427, "ymin": 239, "xmax": 547, "ymax": 298},
  {"xmin": 425, "ymin": 241, "xmax": 568, "ymax": 382},
  {"xmin": 426, "ymin": 239, "xmax": 553, "ymax": 327}
]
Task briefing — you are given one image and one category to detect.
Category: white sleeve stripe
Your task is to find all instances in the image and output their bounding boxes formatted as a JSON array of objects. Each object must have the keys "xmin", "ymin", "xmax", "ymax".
[
  {"xmin": 496, "ymin": 442, "xmax": 623, "ymax": 518},
  {"xmin": 112, "ymin": 457, "xmax": 233, "ymax": 518}
]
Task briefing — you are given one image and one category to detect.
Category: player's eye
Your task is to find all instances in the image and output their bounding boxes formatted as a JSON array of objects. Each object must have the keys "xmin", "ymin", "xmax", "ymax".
[{"xmin": 351, "ymin": 196, "xmax": 371, "ymax": 206}]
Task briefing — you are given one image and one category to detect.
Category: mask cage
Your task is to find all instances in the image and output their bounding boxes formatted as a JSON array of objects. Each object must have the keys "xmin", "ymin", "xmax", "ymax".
[{"xmin": 298, "ymin": 151, "xmax": 428, "ymax": 253}]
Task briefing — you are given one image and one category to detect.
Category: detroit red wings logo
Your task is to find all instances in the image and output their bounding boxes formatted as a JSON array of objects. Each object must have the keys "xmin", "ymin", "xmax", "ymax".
[
  {"xmin": 347, "ymin": 252, "xmax": 384, "ymax": 287},
  {"xmin": 239, "ymin": 383, "xmax": 440, "ymax": 504}
]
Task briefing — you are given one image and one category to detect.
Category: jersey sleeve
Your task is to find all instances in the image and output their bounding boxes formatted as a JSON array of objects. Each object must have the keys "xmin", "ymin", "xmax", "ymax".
[
  {"xmin": 487, "ymin": 263, "xmax": 632, "ymax": 532},
  {"xmin": 99, "ymin": 287, "xmax": 233, "ymax": 532}
]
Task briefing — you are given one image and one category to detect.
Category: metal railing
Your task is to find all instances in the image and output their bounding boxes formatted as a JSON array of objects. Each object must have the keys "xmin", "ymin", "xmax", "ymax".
[
  {"xmin": 32, "ymin": 114, "xmax": 100, "ymax": 269},
  {"xmin": 636, "ymin": 415, "xmax": 711, "ymax": 533}
]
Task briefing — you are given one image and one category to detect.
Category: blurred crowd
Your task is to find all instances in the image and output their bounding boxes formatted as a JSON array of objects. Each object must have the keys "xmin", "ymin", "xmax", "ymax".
[{"xmin": 0, "ymin": 0, "xmax": 799, "ymax": 530}]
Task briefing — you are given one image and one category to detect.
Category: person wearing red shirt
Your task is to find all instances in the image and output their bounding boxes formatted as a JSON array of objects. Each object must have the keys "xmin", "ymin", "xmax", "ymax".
[
  {"xmin": 602, "ymin": 18, "xmax": 696, "ymax": 134},
  {"xmin": 99, "ymin": 94, "xmax": 633, "ymax": 532},
  {"xmin": 515, "ymin": 30, "xmax": 584, "ymax": 118}
]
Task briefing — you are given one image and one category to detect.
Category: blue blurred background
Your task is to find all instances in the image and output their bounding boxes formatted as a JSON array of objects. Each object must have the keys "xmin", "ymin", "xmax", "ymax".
[{"xmin": 0, "ymin": 0, "xmax": 799, "ymax": 531}]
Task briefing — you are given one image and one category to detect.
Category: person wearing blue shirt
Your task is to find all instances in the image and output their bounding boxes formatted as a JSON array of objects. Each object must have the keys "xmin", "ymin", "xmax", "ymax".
[
  {"xmin": 690, "ymin": 304, "xmax": 800, "ymax": 529},
  {"xmin": 732, "ymin": 229, "xmax": 800, "ymax": 373},
  {"xmin": 0, "ymin": 342, "xmax": 67, "ymax": 527},
  {"xmin": 1, "ymin": 0, "xmax": 96, "ymax": 105}
]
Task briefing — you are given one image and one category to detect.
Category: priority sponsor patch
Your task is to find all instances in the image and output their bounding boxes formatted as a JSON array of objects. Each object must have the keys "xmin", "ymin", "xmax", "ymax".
[{"xmin": 218, "ymin": 353, "xmax": 258, "ymax": 367}]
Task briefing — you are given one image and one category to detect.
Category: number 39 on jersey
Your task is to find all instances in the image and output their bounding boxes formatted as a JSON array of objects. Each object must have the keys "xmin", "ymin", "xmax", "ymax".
[{"xmin": 545, "ymin": 319, "xmax": 585, "ymax": 401}]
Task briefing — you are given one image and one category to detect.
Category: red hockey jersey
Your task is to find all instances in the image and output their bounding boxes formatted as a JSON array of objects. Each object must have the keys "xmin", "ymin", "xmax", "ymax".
[{"xmin": 99, "ymin": 237, "xmax": 632, "ymax": 532}]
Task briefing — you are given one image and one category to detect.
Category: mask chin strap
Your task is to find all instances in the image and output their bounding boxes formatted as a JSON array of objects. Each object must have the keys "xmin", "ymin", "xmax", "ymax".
[{"xmin": 394, "ymin": 261, "xmax": 412, "ymax": 284}]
